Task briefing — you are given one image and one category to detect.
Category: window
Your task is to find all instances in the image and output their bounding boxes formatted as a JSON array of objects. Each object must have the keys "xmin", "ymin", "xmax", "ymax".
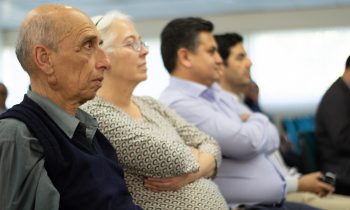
[
  {"xmin": 1, "ymin": 29, "xmax": 350, "ymax": 115},
  {"xmin": 247, "ymin": 27, "xmax": 350, "ymax": 115},
  {"xmin": 1, "ymin": 48, "xmax": 30, "ymax": 108}
]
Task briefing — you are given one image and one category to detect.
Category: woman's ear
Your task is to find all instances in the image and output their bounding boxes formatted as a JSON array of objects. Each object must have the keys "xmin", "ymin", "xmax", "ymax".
[{"xmin": 177, "ymin": 48, "xmax": 192, "ymax": 68}]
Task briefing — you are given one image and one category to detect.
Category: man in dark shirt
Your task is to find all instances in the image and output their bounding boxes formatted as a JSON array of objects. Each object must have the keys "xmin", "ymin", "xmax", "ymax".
[
  {"xmin": 0, "ymin": 4, "xmax": 142, "ymax": 210},
  {"xmin": 316, "ymin": 55, "xmax": 350, "ymax": 196}
]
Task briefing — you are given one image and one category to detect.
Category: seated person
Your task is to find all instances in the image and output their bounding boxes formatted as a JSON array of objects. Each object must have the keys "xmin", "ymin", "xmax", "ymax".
[
  {"xmin": 316, "ymin": 55, "xmax": 350, "ymax": 196},
  {"xmin": 0, "ymin": 4, "xmax": 141, "ymax": 210},
  {"xmin": 159, "ymin": 18, "xmax": 319, "ymax": 210},
  {"xmin": 81, "ymin": 11, "xmax": 228, "ymax": 210},
  {"xmin": 215, "ymin": 32, "xmax": 350, "ymax": 210},
  {"xmin": 0, "ymin": 82, "xmax": 7, "ymax": 113}
]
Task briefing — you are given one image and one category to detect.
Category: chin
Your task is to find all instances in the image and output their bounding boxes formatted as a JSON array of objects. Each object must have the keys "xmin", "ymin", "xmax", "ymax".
[
  {"xmin": 80, "ymin": 93, "xmax": 96, "ymax": 105},
  {"xmin": 138, "ymin": 75, "xmax": 147, "ymax": 82}
]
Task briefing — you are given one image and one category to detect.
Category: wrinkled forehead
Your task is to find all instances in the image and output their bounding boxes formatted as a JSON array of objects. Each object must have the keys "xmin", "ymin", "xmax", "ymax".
[{"xmin": 55, "ymin": 9, "xmax": 96, "ymax": 41}]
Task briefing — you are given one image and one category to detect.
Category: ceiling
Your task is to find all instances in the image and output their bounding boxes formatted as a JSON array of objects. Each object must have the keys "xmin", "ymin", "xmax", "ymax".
[{"xmin": 1, "ymin": 0, "xmax": 350, "ymax": 29}]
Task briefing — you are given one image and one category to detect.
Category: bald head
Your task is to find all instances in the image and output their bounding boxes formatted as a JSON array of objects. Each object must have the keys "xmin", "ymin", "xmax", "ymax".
[{"xmin": 15, "ymin": 4, "xmax": 92, "ymax": 74}]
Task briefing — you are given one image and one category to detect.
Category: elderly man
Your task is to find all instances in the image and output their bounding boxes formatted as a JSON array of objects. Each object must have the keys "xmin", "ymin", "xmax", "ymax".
[
  {"xmin": 159, "ymin": 17, "xmax": 319, "ymax": 210},
  {"xmin": 0, "ymin": 4, "xmax": 142, "ymax": 210},
  {"xmin": 215, "ymin": 32, "xmax": 350, "ymax": 210}
]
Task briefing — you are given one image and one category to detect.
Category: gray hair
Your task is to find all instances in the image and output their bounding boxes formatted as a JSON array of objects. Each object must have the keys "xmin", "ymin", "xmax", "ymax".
[
  {"xmin": 15, "ymin": 12, "xmax": 60, "ymax": 73},
  {"xmin": 92, "ymin": 11, "xmax": 132, "ymax": 52}
]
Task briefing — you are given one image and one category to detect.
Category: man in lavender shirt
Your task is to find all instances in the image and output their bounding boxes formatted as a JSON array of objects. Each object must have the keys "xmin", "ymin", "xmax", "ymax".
[{"xmin": 158, "ymin": 17, "xmax": 319, "ymax": 210}]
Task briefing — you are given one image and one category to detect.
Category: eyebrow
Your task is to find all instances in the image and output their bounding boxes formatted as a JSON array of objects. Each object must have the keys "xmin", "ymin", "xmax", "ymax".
[
  {"xmin": 81, "ymin": 34, "xmax": 98, "ymax": 45},
  {"xmin": 208, "ymin": 46, "xmax": 217, "ymax": 51},
  {"xmin": 123, "ymin": 35, "xmax": 141, "ymax": 42}
]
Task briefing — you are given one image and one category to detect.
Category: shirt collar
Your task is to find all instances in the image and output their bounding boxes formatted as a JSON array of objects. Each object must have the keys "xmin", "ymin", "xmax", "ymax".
[
  {"xmin": 169, "ymin": 76, "xmax": 222, "ymax": 97},
  {"xmin": 27, "ymin": 90, "xmax": 98, "ymax": 141},
  {"xmin": 223, "ymin": 89, "xmax": 245, "ymax": 103},
  {"xmin": 169, "ymin": 76, "xmax": 208, "ymax": 96}
]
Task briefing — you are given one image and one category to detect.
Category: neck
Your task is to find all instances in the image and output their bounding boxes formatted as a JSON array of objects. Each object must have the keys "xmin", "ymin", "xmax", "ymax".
[
  {"xmin": 30, "ymin": 81, "xmax": 79, "ymax": 116},
  {"xmin": 97, "ymin": 77, "xmax": 135, "ymax": 108},
  {"xmin": 98, "ymin": 77, "xmax": 143, "ymax": 120},
  {"xmin": 219, "ymin": 79, "xmax": 242, "ymax": 95},
  {"xmin": 172, "ymin": 68, "xmax": 212, "ymax": 87}
]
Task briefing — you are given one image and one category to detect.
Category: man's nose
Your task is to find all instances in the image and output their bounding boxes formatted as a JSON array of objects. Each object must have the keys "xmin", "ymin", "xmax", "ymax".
[{"xmin": 97, "ymin": 47, "xmax": 111, "ymax": 71}]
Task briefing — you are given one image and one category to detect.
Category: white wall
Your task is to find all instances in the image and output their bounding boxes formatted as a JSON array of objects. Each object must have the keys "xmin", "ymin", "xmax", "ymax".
[
  {"xmin": 135, "ymin": 6, "xmax": 350, "ymax": 37},
  {"xmin": 1, "ymin": 6, "xmax": 350, "ymax": 119},
  {"xmin": 133, "ymin": 7, "xmax": 350, "ymax": 120}
]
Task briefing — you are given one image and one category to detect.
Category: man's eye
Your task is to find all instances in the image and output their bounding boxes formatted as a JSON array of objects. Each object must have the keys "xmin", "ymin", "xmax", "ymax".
[
  {"xmin": 208, "ymin": 49, "xmax": 216, "ymax": 55},
  {"xmin": 125, "ymin": 42, "xmax": 134, "ymax": 47},
  {"xmin": 84, "ymin": 40, "xmax": 93, "ymax": 49},
  {"xmin": 237, "ymin": 56, "xmax": 245, "ymax": 61}
]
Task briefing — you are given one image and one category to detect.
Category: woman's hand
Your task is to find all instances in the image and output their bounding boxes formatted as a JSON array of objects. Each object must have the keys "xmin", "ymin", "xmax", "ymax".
[
  {"xmin": 144, "ymin": 147, "xmax": 216, "ymax": 192},
  {"xmin": 144, "ymin": 173, "xmax": 197, "ymax": 192}
]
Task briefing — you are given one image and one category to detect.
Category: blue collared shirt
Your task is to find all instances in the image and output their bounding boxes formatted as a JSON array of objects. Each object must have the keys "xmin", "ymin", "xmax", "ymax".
[{"xmin": 159, "ymin": 76, "xmax": 286, "ymax": 207}]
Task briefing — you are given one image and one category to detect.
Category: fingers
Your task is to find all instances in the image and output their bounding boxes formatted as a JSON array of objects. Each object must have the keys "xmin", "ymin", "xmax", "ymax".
[
  {"xmin": 146, "ymin": 177, "xmax": 173, "ymax": 182},
  {"xmin": 240, "ymin": 113, "xmax": 250, "ymax": 121},
  {"xmin": 144, "ymin": 178, "xmax": 174, "ymax": 187},
  {"xmin": 144, "ymin": 180, "xmax": 180, "ymax": 192},
  {"xmin": 189, "ymin": 147, "xmax": 200, "ymax": 160},
  {"xmin": 144, "ymin": 176, "xmax": 185, "ymax": 192},
  {"xmin": 313, "ymin": 178, "xmax": 335, "ymax": 197},
  {"xmin": 318, "ymin": 181, "xmax": 335, "ymax": 193},
  {"xmin": 313, "ymin": 171, "xmax": 322, "ymax": 178}
]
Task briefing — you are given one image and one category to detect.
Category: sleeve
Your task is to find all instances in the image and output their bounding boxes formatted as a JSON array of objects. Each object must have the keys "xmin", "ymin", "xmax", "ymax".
[
  {"xmin": 168, "ymin": 97, "xmax": 280, "ymax": 160},
  {"xmin": 146, "ymin": 97, "xmax": 222, "ymax": 167},
  {"xmin": 270, "ymin": 151, "xmax": 301, "ymax": 193},
  {"xmin": 0, "ymin": 119, "xmax": 59, "ymax": 210},
  {"xmin": 318, "ymin": 88, "xmax": 350, "ymax": 153},
  {"xmin": 83, "ymin": 100, "xmax": 199, "ymax": 178},
  {"xmin": 285, "ymin": 176, "xmax": 299, "ymax": 193}
]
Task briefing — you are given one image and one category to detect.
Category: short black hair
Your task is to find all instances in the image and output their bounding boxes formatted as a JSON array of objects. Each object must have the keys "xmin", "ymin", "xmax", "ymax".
[
  {"xmin": 214, "ymin": 33, "xmax": 243, "ymax": 65},
  {"xmin": 346, "ymin": 55, "xmax": 350, "ymax": 70},
  {"xmin": 160, "ymin": 17, "xmax": 214, "ymax": 74}
]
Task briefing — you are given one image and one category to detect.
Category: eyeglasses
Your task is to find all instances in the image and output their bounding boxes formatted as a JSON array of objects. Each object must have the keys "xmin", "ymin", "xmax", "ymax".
[
  {"xmin": 114, "ymin": 40, "xmax": 149, "ymax": 52},
  {"xmin": 94, "ymin": 16, "xmax": 104, "ymax": 26}
]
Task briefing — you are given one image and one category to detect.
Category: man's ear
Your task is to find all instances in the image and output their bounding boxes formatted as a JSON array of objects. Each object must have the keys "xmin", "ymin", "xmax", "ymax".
[
  {"xmin": 177, "ymin": 48, "xmax": 192, "ymax": 68},
  {"xmin": 33, "ymin": 45, "xmax": 57, "ymax": 85},
  {"xmin": 32, "ymin": 45, "xmax": 54, "ymax": 75}
]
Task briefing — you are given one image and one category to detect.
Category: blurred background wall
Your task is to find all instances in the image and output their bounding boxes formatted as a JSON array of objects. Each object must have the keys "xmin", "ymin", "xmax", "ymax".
[{"xmin": 1, "ymin": 0, "xmax": 350, "ymax": 123}]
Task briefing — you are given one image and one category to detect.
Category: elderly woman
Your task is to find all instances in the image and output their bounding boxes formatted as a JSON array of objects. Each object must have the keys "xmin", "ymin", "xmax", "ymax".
[{"xmin": 80, "ymin": 11, "xmax": 228, "ymax": 210}]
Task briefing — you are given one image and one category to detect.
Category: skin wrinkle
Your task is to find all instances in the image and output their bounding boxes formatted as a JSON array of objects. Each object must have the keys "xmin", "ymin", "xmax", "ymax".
[
  {"xmin": 21, "ymin": 4, "xmax": 110, "ymax": 115},
  {"xmin": 52, "ymin": 27, "xmax": 97, "ymax": 95},
  {"xmin": 58, "ymin": 22, "xmax": 94, "ymax": 49}
]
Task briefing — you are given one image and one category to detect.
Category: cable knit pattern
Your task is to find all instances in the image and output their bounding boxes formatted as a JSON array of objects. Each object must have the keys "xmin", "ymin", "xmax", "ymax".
[{"xmin": 81, "ymin": 96, "xmax": 227, "ymax": 210}]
